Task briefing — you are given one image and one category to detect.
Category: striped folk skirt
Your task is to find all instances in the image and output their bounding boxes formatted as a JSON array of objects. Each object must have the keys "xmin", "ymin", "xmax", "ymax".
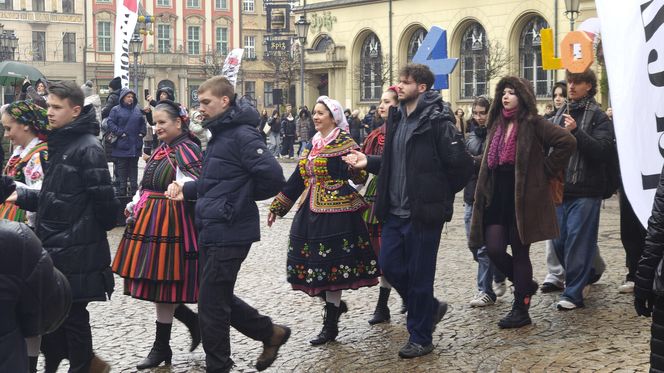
[
  {"xmin": 0, "ymin": 202, "xmax": 27, "ymax": 223},
  {"xmin": 112, "ymin": 193, "xmax": 199, "ymax": 303}
]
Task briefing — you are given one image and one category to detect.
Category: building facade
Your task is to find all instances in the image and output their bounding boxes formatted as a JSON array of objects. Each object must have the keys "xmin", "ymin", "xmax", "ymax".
[
  {"xmin": 86, "ymin": 0, "xmax": 241, "ymax": 107},
  {"xmin": 0, "ymin": 0, "xmax": 85, "ymax": 103},
  {"xmin": 294, "ymin": 0, "xmax": 602, "ymax": 114}
]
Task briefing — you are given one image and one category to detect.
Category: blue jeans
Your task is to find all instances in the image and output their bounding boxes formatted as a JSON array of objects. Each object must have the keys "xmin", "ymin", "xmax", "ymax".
[
  {"xmin": 297, "ymin": 140, "xmax": 309, "ymax": 157},
  {"xmin": 464, "ymin": 203, "xmax": 505, "ymax": 298},
  {"xmin": 380, "ymin": 214, "xmax": 442, "ymax": 346},
  {"xmin": 552, "ymin": 197, "xmax": 602, "ymax": 306}
]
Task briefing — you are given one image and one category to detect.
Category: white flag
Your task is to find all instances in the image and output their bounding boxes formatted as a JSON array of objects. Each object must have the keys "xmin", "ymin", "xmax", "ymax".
[
  {"xmin": 114, "ymin": 0, "xmax": 140, "ymax": 88},
  {"xmin": 221, "ymin": 48, "xmax": 244, "ymax": 88},
  {"xmin": 597, "ymin": 0, "xmax": 664, "ymax": 227}
]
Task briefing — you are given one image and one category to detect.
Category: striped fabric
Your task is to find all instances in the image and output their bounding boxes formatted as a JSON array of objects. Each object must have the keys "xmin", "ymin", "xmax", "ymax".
[{"xmin": 0, "ymin": 203, "xmax": 26, "ymax": 223}]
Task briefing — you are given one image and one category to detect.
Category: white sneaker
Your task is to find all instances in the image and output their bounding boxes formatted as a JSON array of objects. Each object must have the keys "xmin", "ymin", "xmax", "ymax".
[
  {"xmin": 469, "ymin": 291, "xmax": 496, "ymax": 307},
  {"xmin": 493, "ymin": 281, "xmax": 507, "ymax": 297},
  {"xmin": 618, "ymin": 281, "xmax": 635, "ymax": 293},
  {"xmin": 556, "ymin": 299, "xmax": 577, "ymax": 311}
]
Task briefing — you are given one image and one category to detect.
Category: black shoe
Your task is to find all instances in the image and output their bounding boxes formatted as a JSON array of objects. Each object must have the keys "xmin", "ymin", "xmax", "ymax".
[
  {"xmin": 540, "ymin": 282, "xmax": 564, "ymax": 293},
  {"xmin": 498, "ymin": 295, "xmax": 532, "ymax": 329},
  {"xmin": 174, "ymin": 304, "xmax": 201, "ymax": 352},
  {"xmin": 432, "ymin": 299, "xmax": 448, "ymax": 332},
  {"xmin": 398, "ymin": 341, "xmax": 434, "ymax": 358},
  {"xmin": 368, "ymin": 287, "xmax": 391, "ymax": 325},
  {"xmin": 310, "ymin": 302, "xmax": 340, "ymax": 345},
  {"xmin": 256, "ymin": 324, "xmax": 291, "ymax": 371},
  {"xmin": 136, "ymin": 321, "xmax": 173, "ymax": 370}
]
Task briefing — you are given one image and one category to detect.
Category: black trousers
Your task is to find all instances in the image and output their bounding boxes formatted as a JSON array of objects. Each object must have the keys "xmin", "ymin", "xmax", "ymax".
[
  {"xmin": 114, "ymin": 156, "xmax": 139, "ymax": 196},
  {"xmin": 41, "ymin": 302, "xmax": 93, "ymax": 373},
  {"xmin": 619, "ymin": 189, "xmax": 647, "ymax": 281},
  {"xmin": 652, "ymin": 297, "xmax": 664, "ymax": 372},
  {"xmin": 198, "ymin": 245, "xmax": 273, "ymax": 373}
]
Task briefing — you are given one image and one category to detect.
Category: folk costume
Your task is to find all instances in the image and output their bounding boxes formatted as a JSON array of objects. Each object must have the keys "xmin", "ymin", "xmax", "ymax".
[
  {"xmin": 112, "ymin": 133, "xmax": 203, "ymax": 303},
  {"xmin": 361, "ymin": 124, "xmax": 386, "ymax": 252}
]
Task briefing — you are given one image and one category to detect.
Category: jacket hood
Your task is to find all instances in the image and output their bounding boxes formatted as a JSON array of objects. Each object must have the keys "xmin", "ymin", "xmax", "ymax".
[
  {"xmin": 156, "ymin": 87, "xmax": 175, "ymax": 101},
  {"xmin": 48, "ymin": 105, "xmax": 99, "ymax": 145},
  {"xmin": 119, "ymin": 88, "xmax": 138, "ymax": 109},
  {"xmin": 204, "ymin": 96, "xmax": 259, "ymax": 131}
]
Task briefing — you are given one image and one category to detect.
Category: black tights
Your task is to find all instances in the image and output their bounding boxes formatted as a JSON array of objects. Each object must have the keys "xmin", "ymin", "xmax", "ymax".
[{"xmin": 485, "ymin": 224, "xmax": 532, "ymax": 296}]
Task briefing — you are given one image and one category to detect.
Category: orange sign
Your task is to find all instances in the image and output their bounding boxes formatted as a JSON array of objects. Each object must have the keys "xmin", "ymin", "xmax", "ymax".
[{"xmin": 541, "ymin": 29, "xmax": 595, "ymax": 73}]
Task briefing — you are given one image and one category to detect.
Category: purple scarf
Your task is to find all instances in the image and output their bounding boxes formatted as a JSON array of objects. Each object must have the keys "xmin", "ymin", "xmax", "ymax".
[{"xmin": 487, "ymin": 107, "xmax": 519, "ymax": 169}]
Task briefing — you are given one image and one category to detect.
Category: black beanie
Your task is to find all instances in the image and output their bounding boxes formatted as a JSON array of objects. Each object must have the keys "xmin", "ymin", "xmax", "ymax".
[{"xmin": 109, "ymin": 77, "xmax": 122, "ymax": 90}]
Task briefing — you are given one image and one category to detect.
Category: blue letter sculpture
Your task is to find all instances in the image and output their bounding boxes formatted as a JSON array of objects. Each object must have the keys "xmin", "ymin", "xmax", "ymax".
[{"xmin": 412, "ymin": 26, "xmax": 458, "ymax": 90}]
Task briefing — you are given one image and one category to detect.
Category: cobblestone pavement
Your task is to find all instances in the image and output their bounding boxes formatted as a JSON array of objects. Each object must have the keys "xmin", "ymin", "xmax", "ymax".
[{"xmin": 47, "ymin": 161, "xmax": 652, "ymax": 372}]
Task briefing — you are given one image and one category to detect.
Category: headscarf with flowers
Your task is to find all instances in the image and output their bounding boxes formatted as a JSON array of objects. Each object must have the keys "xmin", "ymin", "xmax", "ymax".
[{"xmin": 5, "ymin": 100, "xmax": 50, "ymax": 140}]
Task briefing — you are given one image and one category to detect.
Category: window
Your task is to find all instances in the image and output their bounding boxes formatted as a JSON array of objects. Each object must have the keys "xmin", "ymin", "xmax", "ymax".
[
  {"xmin": 186, "ymin": 0, "xmax": 199, "ymax": 8},
  {"xmin": 215, "ymin": 0, "xmax": 227, "ymax": 9},
  {"xmin": 520, "ymin": 16, "xmax": 552, "ymax": 97},
  {"xmin": 243, "ymin": 0, "xmax": 254, "ymax": 12},
  {"xmin": 360, "ymin": 33, "xmax": 383, "ymax": 101},
  {"xmin": 460, "ymin": 23, "xmax": 488, "ymax": 99},
  {"xmin": 244, "ymin": 35, "xmax": 256, "ymax": 59},
  {"xmin": 187, "ymin": 26, "xmax": 200, "ymax": 55},
  {"xmin": 32, "ymin": 32, "xmax": 46, "ymax": 61},
  {"xmin": 216, "ymin": 27, "xmax": 228, "ymax": 56},
  {"xmin": 244, "ymin": 81, "xmax": 256, "ymax": 99},
  {"xmin": 312, "ymin": 35, "xmax": 334, "ymax": 53},
  {"xmin": 156, "ymin": 0, "xmax": 170, "ymax": 6},
  {"xmin": 0, "ymin": 0, "xmax": 13, "ymax": 10},
  {"xmin": 62, "ymin": 0, "xmax": 73, "ymax": 13},
  {"xmin": 63, "ymin": 33, "xmax": 76, "ymax": 62},
  {"xmin": 98, "ymin": 21, "xmax": 112, "ymax": 52},
  {"xmin": 157, "ymin": 24, "xmax": 171, "ymax": 53},
  {"xmin": 264, "ymin": 82, "xmax": 274, "ymax": 107},
  {"xmin": 407, "ymin": 28, "xmax": 427, "ymax": 62},
  {"xmin": 32, "ymin": 0, "xmax": 44, "ymax": 11}
]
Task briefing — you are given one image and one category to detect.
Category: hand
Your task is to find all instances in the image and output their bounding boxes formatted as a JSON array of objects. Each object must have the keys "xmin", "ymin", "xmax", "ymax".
[
  {"xmin": 267, "ymin": 212, "xmax": 277, "ymax": 227},
  {"xmin": 635, "ymin": 294, "xmax": 654, "ymax": 317},
  {"xmin": 165, "ymin": 181, "xmax": 184, "ymax": 201},
  {"xmin": 143, "ymin": 105, "xmax": 151, "ymax": 112},
  {"xmin": 342, "ymin": 149, "xmax": 368, "ymax": 169},
  {"xmin": 5, "ymin": 191, "xmax": 17, "ymax": 203},
  {"xmin": 146, "ymin": 95, "xmax": 153, "ymax": 102},
  {"xmin": 124, "ymin": 207, "xmax": 132, "ymax": 218},
  {"xmin": 563, "ymin": 114, "xmax": 577, "ymax": 132}
]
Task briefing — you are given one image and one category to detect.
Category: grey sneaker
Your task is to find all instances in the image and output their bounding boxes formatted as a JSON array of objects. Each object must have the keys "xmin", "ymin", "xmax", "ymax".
[
  {"xmin": 469, "ymin": 291, "xmax": 496, "ymax": 307},
  {"xmin": 618, "ymin": 280, "xmax": 634, "ymax": 293},
  {"xmin": 494, "ymin": 281, "xmax": 507, "ymax": 297},
  {"xmin": 398, "ymin": 341, "xmax": 434, "ymax": 358}
]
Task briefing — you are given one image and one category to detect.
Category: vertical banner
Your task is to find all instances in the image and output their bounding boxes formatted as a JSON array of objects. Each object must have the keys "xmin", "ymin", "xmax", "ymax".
[
  {"xmin": 221, "ymin": 48, "xmax": 245, "ymax": 88},
  {"xmin": 114, "ymin": 0, "xmax": 140, "ymax": 88},
  {"xmin": 597, "ymin": 0, "xmax": 664, "ymax": 227}
]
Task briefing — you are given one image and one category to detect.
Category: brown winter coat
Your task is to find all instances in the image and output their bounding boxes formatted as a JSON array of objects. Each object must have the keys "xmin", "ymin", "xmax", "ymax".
[{"xmin": 469, "ymin": 114, "xmax": 576, "ymax": 247}]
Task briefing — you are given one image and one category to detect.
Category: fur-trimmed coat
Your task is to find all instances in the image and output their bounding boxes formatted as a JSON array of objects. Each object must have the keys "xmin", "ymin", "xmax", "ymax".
[{"xmin": 469, "ymin": 114, "xmax": 576, "ymax": 247}]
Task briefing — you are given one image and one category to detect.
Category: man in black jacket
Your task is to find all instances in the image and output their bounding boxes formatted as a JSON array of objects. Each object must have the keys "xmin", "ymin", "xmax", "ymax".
[
  {"xmin": 101, "ymin": 76, "xmax": 122, "ymax": 121},
  {"xmin": 9, "ymin": 80, "xmax": 119, "ymax": 373},
  {"xmin": 166, "ymin": 76, "xmax": 290, "ymax": 373},
  {"xmin": 345, "ymin": 64, "xmax": 472, "ymax": 358}
]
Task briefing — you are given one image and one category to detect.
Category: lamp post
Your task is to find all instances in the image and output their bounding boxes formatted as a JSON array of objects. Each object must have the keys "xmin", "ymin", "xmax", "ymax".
[
  {"xmin": 564, "ymin": 0, "xmax": 581, "ymax": 31},
  {"xmin": 295, "ymin": 15, "xmax": 310, "ymax": 108},
  {"xmin": 0, "ymin": 24, "xmax": 19, "ymax": 61},
  {"xmin": 129, "ymin": 35, "xmax": 143, "ymax": 93}
]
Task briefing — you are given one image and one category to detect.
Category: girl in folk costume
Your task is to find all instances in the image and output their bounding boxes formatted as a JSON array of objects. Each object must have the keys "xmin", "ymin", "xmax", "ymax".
[
  {"xmin": 0, "ymin": 100, "xmax": 49, "ymax": 226},
  {"xmin": 268, "ymin": 96, "xmax": 380, "ymax": 345},
  {"xmin": 112, "ymin": 100, "xmax": 203, "ymax": 369},
  {"xmin": 362, "ymin": 86, "xmax": 401, "ymax": 324}
]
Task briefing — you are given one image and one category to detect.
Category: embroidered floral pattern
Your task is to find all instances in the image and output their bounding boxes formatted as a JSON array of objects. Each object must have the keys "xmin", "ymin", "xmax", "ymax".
[{"xmin": 269, "ymin": 192, "xmax": 295, "ymax": 217}]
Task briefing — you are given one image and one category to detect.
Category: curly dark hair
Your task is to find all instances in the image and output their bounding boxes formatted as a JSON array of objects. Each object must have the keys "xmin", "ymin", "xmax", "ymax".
[
  {"xmin": 398, "ymin": 63, "xmax": 435, "ymax": 91},
  {"xmin": 487, "ymin": 76, "xmax": 538, "ymax": 130},
  {"xmin": 565, "ymin": 69, "xmax": 597, "ymax": 97}
]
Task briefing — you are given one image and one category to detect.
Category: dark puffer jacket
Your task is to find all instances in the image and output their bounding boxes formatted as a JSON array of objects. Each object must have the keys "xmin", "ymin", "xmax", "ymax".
[
  {"xmin": 16, "ymin": 105, "xmax": 119, "ymax": 302},
  {"xmin": 463, "ymin": 121, "xmax": 487, "ymax": 205},
  {"xmin": 183, "ymin": 97, "xmax": 284, "ymax": 249},
  {"xmin": 101, "ymin": 88, "xmax": 121, "ymax": 120},
  {"xmin": 0, "ymin": 220, "xmax": 71, "ymax": 373},
  {"xmin": 635, "ymin": 165, "xmax": 664, "ymax": 372},
  {"xmin": 108, "ymin": 89, "xmax": 146, "ymax": 158},
  {"xmin": 366, "ymin": 90, "xmax": 472, "ymax": 227}
]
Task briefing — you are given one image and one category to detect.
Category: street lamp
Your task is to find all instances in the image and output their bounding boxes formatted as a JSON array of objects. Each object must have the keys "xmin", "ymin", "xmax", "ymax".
[
  {"xmin": 0, "ymin": 24, "xmax": 19, "ymax": 61},
  {"xmin": 129, "ymin": 34, "xmax": 143, "ymax": 93},
  {"xmin": 564, "ymin": 0, "xmax": 581, "ymax": 31},
  {"xmin": 295, "ymin": 15, "xmax": 310, "ymax": 108}
]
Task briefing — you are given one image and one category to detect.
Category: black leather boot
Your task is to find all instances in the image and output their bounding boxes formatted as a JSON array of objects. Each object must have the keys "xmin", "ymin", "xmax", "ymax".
[
  {"xmin": 310, "ymin": 302, "xmax": 340, "ymax": 345},
  {"xmin": 173, "ymin": 304, "xmax": 201, "ymax": 352},
  {"xmin": 498, "ymin": 293, "xmax": 532, "ymax": 329},
  {"xmin": 136, "ymin": 321, "xmax": 173, "ymax": 369},
  {"xmin": 28, "ymin": 356, "xmax": 38, "ymax": 373},
  {"xmin": 368, "ymin": 287, "xmax": 391, "ymax": 325}
]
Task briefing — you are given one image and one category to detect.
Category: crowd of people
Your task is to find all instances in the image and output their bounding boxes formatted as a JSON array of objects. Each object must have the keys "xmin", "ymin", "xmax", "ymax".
[{"xmin": 0, "ymin": 61, "xmax": 663, "ymax": 373}]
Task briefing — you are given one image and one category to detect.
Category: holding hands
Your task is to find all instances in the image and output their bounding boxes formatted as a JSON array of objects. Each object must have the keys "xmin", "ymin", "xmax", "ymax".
[
  {"xmin": 342, "ymin": 149, "xmax": 368, "ymax": 169},
  {"xmin": 165, "ymin": 180, "xmax": 184, "ymax": 201}
]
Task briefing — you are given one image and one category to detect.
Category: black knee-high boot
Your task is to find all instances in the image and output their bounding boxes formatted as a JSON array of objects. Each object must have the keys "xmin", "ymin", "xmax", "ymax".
[
  {"xmin": 136, "ymin": 321, "xmax": 173, "ymax": 370},
  {"xmin": 368, "ymin": 287, "xmax": 391, "ymax": 324},
  {"xmin": 173, "ymin": 304, "xmax": 201, "ymax": 352},
  {"xmin": 310, "ymin": 302, "xmax": 341, "ymax": 345}
]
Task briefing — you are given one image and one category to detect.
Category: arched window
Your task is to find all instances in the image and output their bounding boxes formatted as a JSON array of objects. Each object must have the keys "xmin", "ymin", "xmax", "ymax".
[
  {"xmin": 407, "ymin": 28, "xmax": 427, "ymax": 62},
  {"xmin": 460, "ymin": 23, "xmax": 488, "ymax": 99},
  {"xmin": 313, "ymin": 35, "xmax": 334, "ymax": 53},
  {"xmin": 520, "ymin": 16, "xmax": 551, "ymax": 97},
  {"xmin": 360, "ymin": 33, "xmax": 383, "ymax": 101}
]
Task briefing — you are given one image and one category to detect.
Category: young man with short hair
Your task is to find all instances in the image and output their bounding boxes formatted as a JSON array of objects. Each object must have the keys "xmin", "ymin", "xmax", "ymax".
[
  {"xmin": 166, "ymin": 76, "xmax": 290, "ymax": 373},
  {"xmin": 9, "ymin": 80, "xmax": 119, "ymax": 372}
]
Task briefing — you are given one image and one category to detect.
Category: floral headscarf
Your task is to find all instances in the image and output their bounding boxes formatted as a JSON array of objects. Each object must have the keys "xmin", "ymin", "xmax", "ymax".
[
  {"xmin": 316, "ymin": 96, "xmax": 349, "ymax": 132},
  {"xmin": 5, "ymin": 100, "xmax": 50, "ymax": 138}
]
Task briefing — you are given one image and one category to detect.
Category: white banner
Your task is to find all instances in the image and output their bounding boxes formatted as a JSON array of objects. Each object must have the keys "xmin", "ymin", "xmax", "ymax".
[
  {"xmin": 597, "ymin": 0, "xmax": 664, "ymax": 227},
  {"xmin": 221, "ymin": 48, "xmax": 244, "ymax": 88},
  {"xmin": 114, "ymin": 0, "xmax": 140, "ymax": 88}
]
